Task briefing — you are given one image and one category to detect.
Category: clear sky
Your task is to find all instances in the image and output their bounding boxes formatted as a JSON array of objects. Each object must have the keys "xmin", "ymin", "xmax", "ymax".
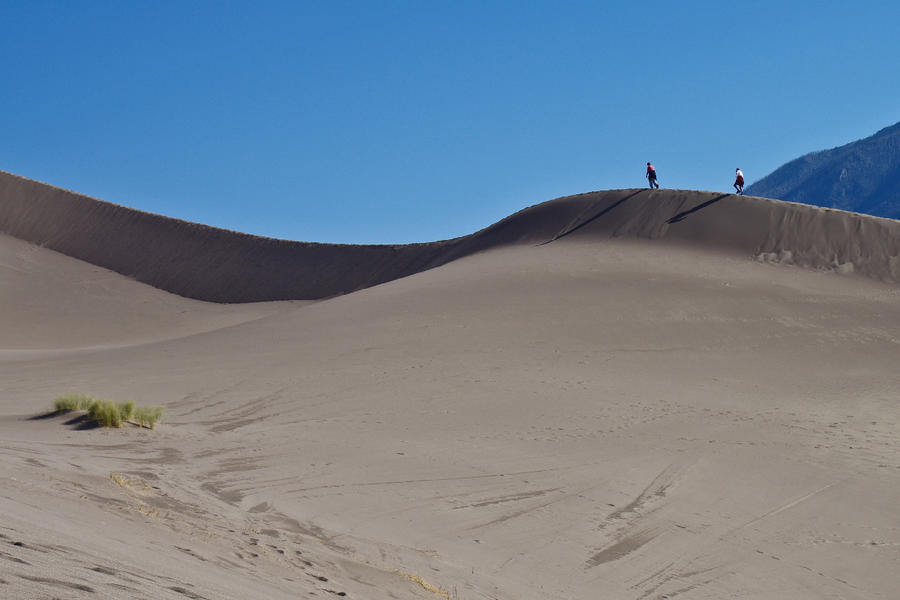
[{"xmin": 2, "ymin": 1, "xmax": 898, "ymax": 243}]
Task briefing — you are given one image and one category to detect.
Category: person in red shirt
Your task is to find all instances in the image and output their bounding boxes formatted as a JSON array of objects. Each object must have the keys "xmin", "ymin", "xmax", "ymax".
[
  {"xmin": 734, "ymin": 168, "xmax": 744, "ymax": 195},
  {"xmin": 646, "ymin": 162, "xmax": 659, "ymax": 189}
]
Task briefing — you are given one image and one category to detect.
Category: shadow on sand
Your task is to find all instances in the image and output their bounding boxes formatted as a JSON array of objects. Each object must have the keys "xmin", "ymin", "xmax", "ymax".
[
  {"xmin": 26, "ymin": 411, "xmax": 101, "ymax": 430},
  {"xmin": 27, "ymin": 411, "xmax": 62, "ymax": 421},
  {"xmin": 667, "ymin": 194, "xmax": 730, "ymax": 224},
  {"xmin": 544, "ymin": 189, "xmax": 646, "ymax": 244},
  {"xmin": 64, "ymin": 413, "xmax": 102, "ymax": 430}
]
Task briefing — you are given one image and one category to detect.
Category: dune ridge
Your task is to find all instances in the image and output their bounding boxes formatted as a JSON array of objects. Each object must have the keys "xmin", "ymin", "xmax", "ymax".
[{"xmin": 1, "ymin": 170, "xmax": 898, "ymax": 303}]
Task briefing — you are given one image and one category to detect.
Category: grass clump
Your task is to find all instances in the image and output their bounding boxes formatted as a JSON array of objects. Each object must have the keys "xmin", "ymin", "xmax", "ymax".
[
  {"xmin": 50, "ymin": 394, "xmax": 163, "ymax": 429},
  {"xmin": 133, "ymin": 406, "xmax": 164, "ymax": 429},
  {"xmin": 118, "ymin": 400, "xmax": 135, "ymax": 422},
  {"xmin": 87, "ymin": 399, "xmax": 122, "ymax": 428},
  {"xmin": 53, "ymin": 393, "xmax": 94, "ymax": 412}
]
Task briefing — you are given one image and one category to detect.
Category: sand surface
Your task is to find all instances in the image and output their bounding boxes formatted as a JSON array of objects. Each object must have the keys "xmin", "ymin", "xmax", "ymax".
[{"xmin": 1, "ymin": 175, "xmax": 899, "ymax": 599}]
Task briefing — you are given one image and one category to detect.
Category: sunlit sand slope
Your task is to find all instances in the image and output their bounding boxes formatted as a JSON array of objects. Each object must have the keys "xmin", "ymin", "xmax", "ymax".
[
  {"xmin": 0, "ymin": 232, "xmax": 294, "ymax": 353},
  {"xmin": 1, "ymin": 171, "xmax": 899, "ymax": 599}
]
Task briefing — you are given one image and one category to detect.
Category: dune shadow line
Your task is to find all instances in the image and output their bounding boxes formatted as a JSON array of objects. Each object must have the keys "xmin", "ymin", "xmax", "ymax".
[
  {"xmin": 27, "ymin": 412, "xmax": 61, "ymax": 421},
  {"xmin": 667, "ymin": 194, "xmax": 730, "ymax": 224},
  {"xmin": 64, "ymin": 413, "xmax": 102, "ymax": 430},
  {"xmin": 25, "ymin": 411, "xmax": 100, "ymax": 429},
  {"xmin": 542, "ymin": 189, "xmax": 646, "ymax": 245}
]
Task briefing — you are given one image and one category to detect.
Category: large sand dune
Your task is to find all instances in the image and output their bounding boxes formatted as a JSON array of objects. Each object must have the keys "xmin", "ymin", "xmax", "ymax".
[
  {"xmin": 3, "ymin": 170, "xmax": 899, "ymax": 302},
  {"xmin": 1, "ymin": 172, "xmax": 899, "ymax": 599}
]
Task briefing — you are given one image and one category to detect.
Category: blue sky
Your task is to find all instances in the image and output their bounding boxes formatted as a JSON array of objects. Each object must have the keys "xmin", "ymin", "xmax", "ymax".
[{"xmin": 2, "ymin": 1, "xmax": 898, "ymax": 243}]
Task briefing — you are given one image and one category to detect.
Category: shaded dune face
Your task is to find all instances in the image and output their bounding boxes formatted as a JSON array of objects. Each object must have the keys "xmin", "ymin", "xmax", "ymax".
[{"xmin": 1, "ymin": 170, "xmax": 899, "ymax": 303}]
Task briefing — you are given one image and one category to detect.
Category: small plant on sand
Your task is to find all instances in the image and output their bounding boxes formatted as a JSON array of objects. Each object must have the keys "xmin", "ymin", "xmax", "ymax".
[
  {"xmin": 49, "ymin": 395, "xmax": 163, "ymax": 429},
  {"xmin": 118, "ymin": 400, "xmax": 135, "ymax": 422},
  {"xmin": 133, "ymin": 406, "xmax": 164, "ymax": 429},
  {"xmin": 88, "ymin": 399, "xmax": 122, "ymax": 428},
  {"xmin": 53, "ymin": 393, "xmax": 95, "ymax": 412}
]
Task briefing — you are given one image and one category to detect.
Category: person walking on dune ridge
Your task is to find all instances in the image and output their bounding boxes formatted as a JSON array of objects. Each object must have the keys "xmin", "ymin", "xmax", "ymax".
[
  {"xmin": 646, "ymin": 162, "xmax": 659, "ymax": 189},
  {"xmin": 734, "ymin": 168, "xmax": 744, "ymax": 195}
]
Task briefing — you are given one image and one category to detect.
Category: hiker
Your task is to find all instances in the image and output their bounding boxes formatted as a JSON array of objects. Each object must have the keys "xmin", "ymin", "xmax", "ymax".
[
  {"xmin": 734, "ymin": 168, "xmax": 744, "ymax": 195},
  {"xmin": 646, "ymin": 162, "xmax": 659, "ymax": 189}
]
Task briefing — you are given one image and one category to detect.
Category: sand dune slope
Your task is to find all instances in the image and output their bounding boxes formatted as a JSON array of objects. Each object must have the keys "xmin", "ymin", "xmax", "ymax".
[
  {"xmin": 3, "ymin": 170, "xmax": 899, "ymax": 303},
  {"xmin": 2, "ymin": 231, "xmax": 900, "ymax": 599},
  {"xmin": 2, "ymin": 173, "xmax": 900, "ymax": 598},
  {"xmin": 0, "ymin": 232, "xmax": 295, "ymax": 355}
]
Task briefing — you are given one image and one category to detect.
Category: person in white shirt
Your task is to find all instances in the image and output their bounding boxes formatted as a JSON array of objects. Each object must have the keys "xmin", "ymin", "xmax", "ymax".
[{"xmin": 734, "ymin": 168, "xmax": 744, "ymax": 195}]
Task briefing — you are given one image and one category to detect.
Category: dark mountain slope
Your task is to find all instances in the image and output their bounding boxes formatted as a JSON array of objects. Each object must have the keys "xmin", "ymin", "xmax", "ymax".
[{"xmin": 746, "ymin": 121, "xmax": 900, "ymax": 219}]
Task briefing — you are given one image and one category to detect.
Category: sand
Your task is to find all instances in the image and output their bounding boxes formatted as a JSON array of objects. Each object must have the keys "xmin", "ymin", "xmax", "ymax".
[{"xmin": 1, "ymin": 173, "xmax": 899, "ymax": 599}]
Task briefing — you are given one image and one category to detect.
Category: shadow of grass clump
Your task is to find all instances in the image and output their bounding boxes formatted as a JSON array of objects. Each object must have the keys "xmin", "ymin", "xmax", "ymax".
[
  {"xmin": 50, "ymin": 394, "xmax": 163, "ymax": 429},
  {"xmin": 62, "ymin": 412, "xmax": 102, "ymax": 430}
]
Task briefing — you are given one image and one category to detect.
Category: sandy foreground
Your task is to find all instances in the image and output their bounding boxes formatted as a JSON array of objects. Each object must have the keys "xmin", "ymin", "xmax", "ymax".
[{"xmin": 1, "ymin": 177, "xmax": 900, "ymax": 599}]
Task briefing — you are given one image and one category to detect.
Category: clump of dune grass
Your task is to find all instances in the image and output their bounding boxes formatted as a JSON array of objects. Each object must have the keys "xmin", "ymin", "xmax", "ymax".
[
  {"xmin": 118, "ymin": 400, "xmax": 135, "ymax": 422},
  {"xmin": 53, "ymin": 393, "xmax": 95, "ymax": 412},
  {"xmin": 87, "ymin": 399, "xmax": 122, "ymax": 427},
  {"xmin": 133, "ymin": 406, "xmax": 164, "ymax": 429},
  {"xmin": 50, "ymin": 394, "xmax": 162, "ymax": 429}
]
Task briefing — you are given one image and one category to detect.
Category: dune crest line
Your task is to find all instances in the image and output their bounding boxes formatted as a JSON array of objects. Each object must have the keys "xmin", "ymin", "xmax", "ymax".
[{"xmin": 1, "ymin": 171, "xmax": 898, "ymax": 302}]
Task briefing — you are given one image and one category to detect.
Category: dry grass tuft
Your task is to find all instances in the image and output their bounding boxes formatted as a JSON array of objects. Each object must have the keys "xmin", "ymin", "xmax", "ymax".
[
  {"xmin": 133, "ymin": 406, "xmax": 164, "ymax": 429},
  {"xmin": 118, "ymin": 400, "xmax": 135, "ymax": 422},
  {"xmin": 110, "ymin": 472, "xmax": 131, "ymax": 487},
  {"xmin": 109, "ymin": 472, "xmax": 152, "ymax": 493},
  {"xmin": 88, "ymin": 399, "xmax": 122, "ymax": 427},
  {"xmin": 49, "ymin": 395, "xmax": 163, "ymax": 429},
  {"xmin": 395, "ymin": 570, "xmax": 451, "ymax": 599},
  {"xmin": 53, "ymin": 393, "xmax": 94, "ymax": 412}
]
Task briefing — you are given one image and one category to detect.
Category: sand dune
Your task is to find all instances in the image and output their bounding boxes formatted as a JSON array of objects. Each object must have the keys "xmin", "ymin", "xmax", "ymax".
[
  {"xmin": 3, "ymin": 171, "xmax": 899, "ymax": 303},
  {"xmin": 0, "ymin": 232, "xmax": 297, "ymax": 355},
  {"xmin": 1, "ymin": 172, "xmax": 899, "ymax": 599}
]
